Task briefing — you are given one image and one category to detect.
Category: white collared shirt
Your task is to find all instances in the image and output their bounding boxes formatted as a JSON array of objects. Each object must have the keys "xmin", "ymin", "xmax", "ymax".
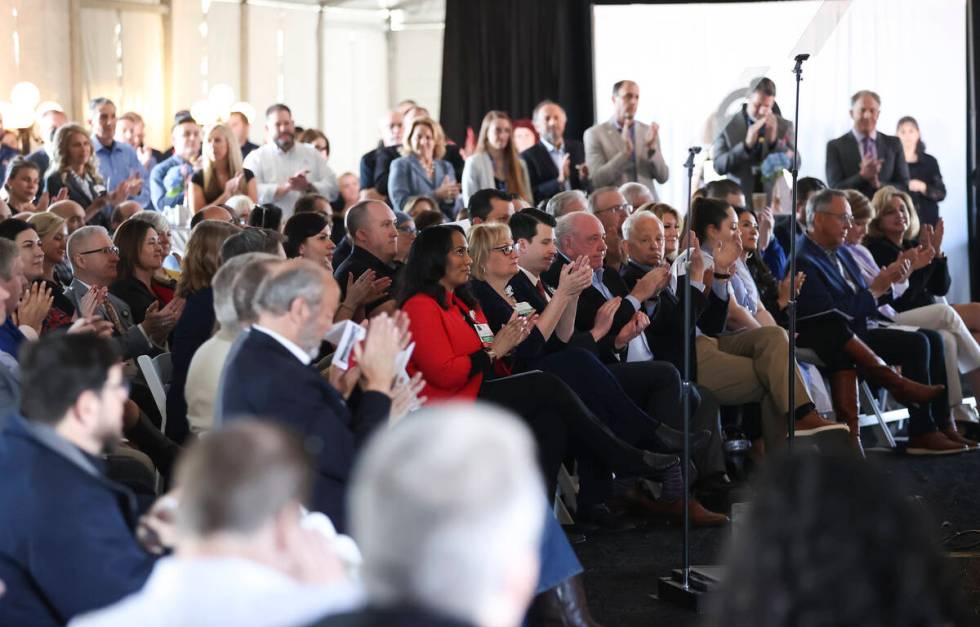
[
  {"xmin": 69, "ymin": 556, "xmax": 363, "ymax": 627},
  {"xmin": 243, "ymin": 142, "xmax": 339, "ymax": 218},
  {"xmin": 252, "ymin": 324, "xmax": 314, "ymax": 365}
]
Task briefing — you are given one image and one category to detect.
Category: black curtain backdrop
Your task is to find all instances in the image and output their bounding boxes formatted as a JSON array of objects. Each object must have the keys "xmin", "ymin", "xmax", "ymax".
[
  {"xmin": 969, "ymin": 0, "xmax": 979, "ymax": 300},
  {"xmin": 439, "ymin": 0, "xmax": 594, "ymax": 145}
]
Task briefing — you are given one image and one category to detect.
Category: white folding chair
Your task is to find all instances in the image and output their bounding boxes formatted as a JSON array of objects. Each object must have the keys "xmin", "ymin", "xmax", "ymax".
[{"xmin": 137, "ymin": 353, "xmax": 173, "ymax": 493}]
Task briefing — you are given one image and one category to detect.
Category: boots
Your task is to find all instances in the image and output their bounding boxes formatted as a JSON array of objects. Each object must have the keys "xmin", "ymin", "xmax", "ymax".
[
  {"xmin": 830, "ymin": 369, "xmax": 864, "ymax": 457},
  {"xmin": 843, "ymin": 337, "xmax": 944, "ymax": 407},
  {"xmin": 527, "ymin": 574, "xmax": 604, "ymax": 627}
]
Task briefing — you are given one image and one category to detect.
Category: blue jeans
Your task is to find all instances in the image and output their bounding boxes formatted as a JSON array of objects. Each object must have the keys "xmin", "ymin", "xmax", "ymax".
[{"xmin": 536, "ymin": 502, "xmax": 582, "ymax": 593}]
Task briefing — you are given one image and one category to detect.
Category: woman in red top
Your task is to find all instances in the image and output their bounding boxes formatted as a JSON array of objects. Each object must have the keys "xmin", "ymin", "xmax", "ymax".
[{"xmin": 400, "ymin": 225, "xmax": 679, "ymax": 499}]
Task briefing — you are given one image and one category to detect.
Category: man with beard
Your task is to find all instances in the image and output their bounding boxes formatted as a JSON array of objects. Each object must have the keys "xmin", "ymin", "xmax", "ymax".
[
  {"xmin": 220, "ymin": 259, "xmax": 402, "ymax": 530},
  {"xmin": 0, "ymin": 333, "xmax": 157, "ymax": 626},
  {"xmin": 244, "ymin": 104, "xmax": 339, "ymax": 219},
  {"xmin": 521, "ymin": 100, "xmax": 590, "ymax": 205}
]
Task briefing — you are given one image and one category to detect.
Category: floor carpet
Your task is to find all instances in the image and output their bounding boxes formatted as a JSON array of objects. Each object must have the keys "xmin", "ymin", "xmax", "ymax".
[{"xmin": 576, "ymin": 449, "xmax": 980, "ymax": 626}]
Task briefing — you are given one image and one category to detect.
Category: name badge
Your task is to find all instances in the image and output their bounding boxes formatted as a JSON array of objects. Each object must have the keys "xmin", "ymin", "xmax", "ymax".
[
  {"xmin": 514, "ymin": 301, "xmax": 536, "ymax": 318},
  {"xmin": 474, "ymin": 323, "xmax": 495, "ymax": 345}
]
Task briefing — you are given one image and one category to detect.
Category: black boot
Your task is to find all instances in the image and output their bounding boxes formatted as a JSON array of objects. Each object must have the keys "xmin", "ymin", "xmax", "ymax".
[
  {"xmin": 651, "ymin": 422, "xmax": 710, "ymax": 454},
  {"xmin": 527, "ymin": 574, "xmax": 604, "ymax": 627}
]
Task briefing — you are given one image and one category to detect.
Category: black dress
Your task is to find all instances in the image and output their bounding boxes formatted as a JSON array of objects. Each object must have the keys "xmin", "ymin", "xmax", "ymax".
[
  {"xmin": 907, "ymin": 152, "xmax": 946, "ymax": 226},
  {"xmin": 190, "ymin": 168, "xmax": 254, "ymax": 205}
]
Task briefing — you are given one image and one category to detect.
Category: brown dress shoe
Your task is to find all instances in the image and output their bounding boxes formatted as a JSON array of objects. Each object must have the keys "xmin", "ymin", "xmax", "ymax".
[
  {"xmin": 793, "ymin": 410, "xmax": 850, "ymax": 437},
  {"xmin": 907, "ymin": 431, "xmax": 968, "ymax": 455},
  {"xmin": 617, "ymin": 489, "xmax": 729, "ymax": 527},
  {"xmin": 843, "ymin": 337, "xmax": 945, "ymax": 406}
]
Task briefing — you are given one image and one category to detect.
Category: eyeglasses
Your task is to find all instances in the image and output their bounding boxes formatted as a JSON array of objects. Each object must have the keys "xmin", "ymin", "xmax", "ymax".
[
  {"xmin": 491, "ymin": 244, "xmax": 517, "ymax": 255},
  {"xmin": 594, "ymin": 203, "xmax": 632, "ymax": 216},
  {"xmin": 818, "ymin": 211, "xmax": 855, "ymax": 225},
  {"xmin": 397, "ymin": 225, "xmax": 417, "ymax": 235},
  {"xmin": 79, "ymin": 246, "xmax": 120, "ymax": 256}
]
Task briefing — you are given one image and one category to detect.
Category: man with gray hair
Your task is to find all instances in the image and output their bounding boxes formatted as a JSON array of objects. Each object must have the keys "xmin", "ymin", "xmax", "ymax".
[
  {"xmin": 185, "ymin": 253, "xmax": 279, "ymax": 435},
  {"xmin": 220, "ymin": 259, "xmax": 403, "ymax": 528},
  {"xmin": 72, "ymin": 420, "xmax": 361, "ymax": 627},
  {"xmin": 796, "ymin": 188, "xmax": 960, "ymax": 454},
  {"xmin": 544, "ymin": 189, "xmax": 587, "ymax": 218},
  {"xmin": 314, "ymin": 404, "xmax": 546, "ymax": 627},
  {"xmin": 618, "ymin": 181, "xmax": 653, "ymax": 209}
]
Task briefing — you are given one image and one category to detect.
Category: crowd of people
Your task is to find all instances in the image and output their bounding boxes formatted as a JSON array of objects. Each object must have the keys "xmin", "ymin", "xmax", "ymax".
[{"xmin": 0, "ymin": 74, "xmax": 969, "ymax": 627}]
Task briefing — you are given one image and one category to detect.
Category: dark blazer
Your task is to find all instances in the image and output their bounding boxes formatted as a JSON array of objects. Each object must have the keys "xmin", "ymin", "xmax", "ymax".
[
  {"xmin": 508, "ymin": 269, "xmax": 601, "ymax": 355},
  {"xmin": 0, "ymin": 414, "xmax": 154, "ymax": 626},
  {"xmin": 165, "ymin": 288, "xmax": 215, "ymax": 444},
  {"xmin": 540, "ymin": 252, "xmax": 570, "ymax": 291},
  {"xmin": 109, "ymin": 276, "xmax": 159, "ymax": 325},
  {"xmin": 864, "ymin": 236, "xmax": 950, "ymax": 312},
  {"xmin": 220, "ymin": 329, "xmax": 390, "ymax": 530},
  {"xmin": 773, "ymin": 214, "xmax": 803, "ymax": 256},
  {"xmin": 312, "ymin": 605, "xmax": 474, "ymax": 627},
  {"xmin": 711, "ymin": 105, "xmax": 795, "ymax": 201},
  {"xmin": 64, "ymin": 278, "xmax": 156, "ymax": 360},
  {"xmin": 521, "ymin": 139, "xmax": 589, "ymax": 205},
  {"xmin": 573, "ymin": 267, "xmax": 640, "ymax": 364},
  {"xmin": 359, "ymin": 143, "xmax": 383, "ymax": 191},
  {"xmin": 796, "ymin": 236, "xmax": 888, "ymax": 337},
  {"xmin": 45, "ymin": 170, "xmax": 110, "ymax": 227},
  {"xmin": 826, "ymin": 131, "xmax": 909, "ymax": 198},
  {"xmin": 620, "ymin": 260, "xmax": 727, "ymax": 376},
  {"xmin": 469, "ymin": 279, "xmax": 547, "ymax": 370},
  {"xmin": 907, "ymin": 152, "xmax": 945, "ymax": 226}
]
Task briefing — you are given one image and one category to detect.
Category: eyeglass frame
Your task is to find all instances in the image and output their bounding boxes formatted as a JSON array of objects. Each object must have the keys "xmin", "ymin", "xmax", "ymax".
[
  {"xmin": 815, "ymin": 210, "xmax": 855, "ymax": 225},
  {"xmin": 78, "ymin": 245, "xmax": 120, "ymax": 256},
  {"xmin": 593, "ymin": 203, "xmax": 633, "ymax": 216}
]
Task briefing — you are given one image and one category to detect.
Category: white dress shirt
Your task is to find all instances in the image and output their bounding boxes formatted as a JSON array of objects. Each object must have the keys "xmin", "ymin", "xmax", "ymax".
[
  {"xmin": 69, "ymin": 556, "xmax": 363, "ymax": 627},
  {"xmin": 243, "ymin": 142, "xmax": 339, "ymax": 218},
  {"xmin": 251, "ymin": 324, "xmax": 314, "ymax": 365}
]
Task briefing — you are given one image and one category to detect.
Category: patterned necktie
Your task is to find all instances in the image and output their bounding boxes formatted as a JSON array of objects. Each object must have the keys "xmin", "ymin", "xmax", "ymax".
[
  {"xmin": 536, "ymin": 280, "xmax": 548, "ymax": 300},
  {"xmin": 102, "ymin": 297, "xmax": 125, "ymax": 335},
  {"xmin": 862, "ymin": 136, "xmax": 876, "ymax": 160}
]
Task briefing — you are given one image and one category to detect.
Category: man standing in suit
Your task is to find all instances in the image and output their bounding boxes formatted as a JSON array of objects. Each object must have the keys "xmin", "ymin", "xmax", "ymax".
[
  {"xmin": 711, "ymin": 77, "xmax": 795, "ymax": 203},
  {"xmin": 826, "ymin": 90, "xmax": 909, "ymax": 197},
  {"xmin": 0, "ymin": 333, "xmax": 157, "ymax": 626},
  {"xmin": 221, "ymin": 259, "xmax": 402, "ymax": 529},
  {"xmin": 584, "ymin": 80, "xmax": 669, "ymax": 200},
  {"xmin": 521, "ymin": 100, "xmax": 590, "ymax": 205},
  {"xmin": 65, "ymin": 226, "xmax": 181, "ymax": 359}
]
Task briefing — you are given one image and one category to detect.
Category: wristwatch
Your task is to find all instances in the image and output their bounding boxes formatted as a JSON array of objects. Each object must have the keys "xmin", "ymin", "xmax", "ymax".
[{"xmin": 713, "ymin": 271, "xmax": 732, "ymax": 280}]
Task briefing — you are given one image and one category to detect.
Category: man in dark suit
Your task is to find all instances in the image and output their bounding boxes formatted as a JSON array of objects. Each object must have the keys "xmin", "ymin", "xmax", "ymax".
[
  {"xmin": 0, "ymin": 334, "xmax": 157, "ymax": 626},
  {"xmin": 796, "ymin": 189, "xmax": 964, "ymax": 454},
  {"xmin": 221, "ymin": 259, "xmax": 401, "ymax": 529},
  {"xmin": 826, "ymin": 90, "xmax": 909, "ymax": 198},
  {"xmin": 712, "ymin": 77, "xmax": 795, "ymax": 203},
  {"xmin": 521, "ymin": 100, "xmax": 590, "ymax": 205}
]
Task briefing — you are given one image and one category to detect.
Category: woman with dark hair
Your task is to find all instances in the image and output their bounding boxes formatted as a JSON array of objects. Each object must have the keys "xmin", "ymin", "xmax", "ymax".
[
  {"xmin": 298, "ymin": 128, "xmax": 330, "ymax": 162},
  {"xmin": 0, "ymin": 219, "xmax": 55, "ymax": 335},
  {"xmin": 712, "ymin": 453, "xmax": 966, "ymax": 627},
  {"xmin": 2, "ymin": 157, "xmax": 67, "ymax": 214},
  {"xmin": 282, "ymin": 212, "xmax": 335, "ymax": 270},
  {"xmin": 166, "ymin": 220, "xmax": 240, "ymax": 443},
  {"xmin": 248, "ymin": 203, "xmax": 283, "ymax": 231},
  {"xmin": 399, "ymin": 225, "xmax": 685, "ymax": 505},
  {"xmin": 896, "ymin": 116, "xmax": 945, "ymax": 226},
  {"xmin": 109, "ymin": 219, "xmax": 166, "ymax": 324}
]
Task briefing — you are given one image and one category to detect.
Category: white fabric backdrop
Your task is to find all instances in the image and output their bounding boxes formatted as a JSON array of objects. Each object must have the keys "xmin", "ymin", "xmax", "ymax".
[{"xmin": 593, "ymin": 0, "xmax": 970, "ymax": 303}]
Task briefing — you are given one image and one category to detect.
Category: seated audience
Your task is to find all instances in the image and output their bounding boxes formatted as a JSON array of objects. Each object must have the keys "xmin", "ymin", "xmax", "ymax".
[
  {"xmin": 49, "ymin": 199, "xmax": 88, "ymax": 234},
  {"xmin": 220, "ymin": 226, "xmax": 285, "ymax": 261},
  {"xmin": 844, "ymin": 188, "xmax": 980, "ymax": 426},
  {"xmin": 711, "ymin": 453, "xmax": 966, "ymax": 627},
  {"xmin": 314, "ymin": 405, "xmax": 567, "ymax": 627},
  {"xmin": 705, "ymin": 178, "xmax": 786, "ymax": 280},
  {"xmin": 461, "ymin": 111, "xmax": 532, "ymax": 206},
  {"xmin": 388, "ymin": 116, "xmax": 461, "ymax": 217},
  {"xmin": 329, "ymin": 172, "xmax": 360, "ymax": 240},
  {"xmin": 619, "ymin": 181, "xmax": 653, "ymax": 210},
  {"xmin": 46, "ymin": 124, "xmax": 136, "ymax": 227},
  {"xmin": 896, "ymin": 116, "xmax": 945, "ymax": 226},
  {"xmin": 796, "ymin": 189, "xmax": 965, "ymax": 454},
  {"xmin": 73, "ymin": 419, "xmax": 360, "ymax": 627},
  {"xmin": 773, "ymin": 175, "xmax": 825, "ymax": 252},
  {"xmin": 0, "ymin": 219, "xmax": 57, "ymax": 334},
  {"xmin": 109, "ymin": 200, "xmax": 141, "ymax": 234},
  {"xmin": 27, "ymin": 212, "xmax": 76, "ymax": 325},
  {"xmin": 359, "ymin": 109, "xmax": 403, "ymax": 199},
  {"xmin": 227, "ymin": 110, "xmax": 258, "ymax": 159},
  {"xmin": 129, "ymin": 209, "xmax": 182, "ymax": 284},
  {"xmin": 221, "ymin": 259, "xmax": 403, "ymax": 528},
  {"xmin": 283, "ymin": 212, "xmax": 336, "ymax": 271},
  {"xmin": 522, "ymin": 100, "xmax": 590, "ymax": 205},
  {"xmin": 826, "ymin": 90, "xmax": 909, "ymax": 197},
  {"xmin": 3, "ymin": 157, "xmax": 64, "ymax": 213},
  {"xmin": 0, "ymin": 237, "xmax": 27, "ymax": 374},
  {"xmin": 87, "ymin": 97, "xmax": 149, "ymax": 208},
  {"xmin": 65, "ymin": 226, "xmax": 181, "ymax": 359},
  {"xmin": 394, "ymin": 210, "xmax": 415, "ymax": 264},
  {"xmin": 545, "ymin": 188, "xmax": 587, "ymax": 218},
  {"xmin": 584, "ymin": 80, "xmax": 668, "ymax": 200},
  {"xmin": 0, "ymin": 333, "xmax": 156, "ymax": 626},
  {"xmin": 244, "ymin": 104, "xmax": 338, "ymax": 219},
  {"xmin": 644, "ymin": 201, "xmax": 682, "ymax": 261},
  {"xmin": 165, "ymin": 220, "xmax": 240, "ymax": 443},
  {"xmin": 413, "ymin": 208, "xmax": 445, "ymax": 231},
  {"xmin": 248, "ymin": 203, "xmax": 283, "ymax": 231},
  {"xmin": 224, "ymin": 193, "xmax": 254, "ymax": 224},
  {"xmin": 190, "ymin": 204, "xmax": 234, "ymax": 228},
  {"xmin": 150, "ymin": 116, "xmax": 202, "ymax": 215},
  {"xmin": 468, "ymin": 189, "xmax": 516, "ymax": 226},
  {"xmin": 587, "ymin": 186, "xmax": 633, "ymax": 273},
  {"xmin": 189, "ymin": 123, "xmax": 257, "ymax": 212},
  {"xmin": 401, "ymin": 194, "xmax": 439, "ymax": 218},
  {"xmin": 333, "ymin": 200, "xmax": 400, "ymax": 317},
  {"xmin": 109, "ymin": 219, "xmax": 170, "ymax": 325}
]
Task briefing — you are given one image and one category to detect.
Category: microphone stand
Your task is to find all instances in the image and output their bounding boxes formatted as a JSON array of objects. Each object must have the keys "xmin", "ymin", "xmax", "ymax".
[{"xmin": 787, "ymin": 53, "xmax": 809, "ymax": 448}]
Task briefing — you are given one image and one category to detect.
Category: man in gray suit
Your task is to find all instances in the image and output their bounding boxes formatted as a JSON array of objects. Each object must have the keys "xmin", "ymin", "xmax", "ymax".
[
  {"xmin": 711, "ymin": 77, "xmax": 795, "ymax": 202},
  {"xmin": 64, "ymin": 226, "xmax": 181, "ymax": 360},
  {"xmin": 584, "ymin": 80, "xmax": 669, "ymax": 200},
  {"xmin": 826, "ymin": 90, "xmax": 909, "ymax": 198}
]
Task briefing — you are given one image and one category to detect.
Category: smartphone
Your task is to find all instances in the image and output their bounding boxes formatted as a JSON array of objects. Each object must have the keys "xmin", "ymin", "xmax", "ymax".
[{"xmin": 752, "ymin": 193, "xmax": 767, "ymax": 211}]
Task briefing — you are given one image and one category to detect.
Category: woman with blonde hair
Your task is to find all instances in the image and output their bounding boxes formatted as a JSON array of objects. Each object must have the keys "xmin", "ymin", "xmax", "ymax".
[
  {"xmin": 44, "ymin": 123, "xmax": 136, "ymax": 226},
  {"xmin": 644, "ymin": 201, "xmax": 683, "ymax": 262},
  {"xmin": 461, "ymin": 111, "xmax": 531, "ymax": 206},
  {"xmin": 25, "ymin": 212, "xmax": 76, "ymax": 331},
  {"xmin": 189, "ymin": 124, "xmax": 257, "ymax": 212},
  {"xmin": 388, "ymin": 116, "xmax": 461, "ymax": 217}
]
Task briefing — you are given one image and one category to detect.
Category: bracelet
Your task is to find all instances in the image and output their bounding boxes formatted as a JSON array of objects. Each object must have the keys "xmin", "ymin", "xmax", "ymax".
[
  {"xmin": 337, "ymin": 302, "xmax": 356, "ymax": 313},
  {"xmin": 485, "ymin": 348, "xmax": 498, "ymax": 362},
  {"xmin": 713, "ymin": 272, "xmax": 731, "ymax": 280}
]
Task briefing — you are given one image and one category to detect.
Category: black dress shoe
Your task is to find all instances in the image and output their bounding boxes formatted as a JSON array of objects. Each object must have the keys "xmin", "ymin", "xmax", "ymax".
[
  {"xmin": 651, "ymin": 422, "xmax": 710, "ymax": 454},
  {"xmin": 620, "ymin": 450, "xmax": 679, "ymax": 480},
  {"xmin": 564, "ymin": 529, "xmax": 588, "ymax": 545},
  {"xmin": 576, "ymin": 503, "xmax": 637, "ymax": 532}
]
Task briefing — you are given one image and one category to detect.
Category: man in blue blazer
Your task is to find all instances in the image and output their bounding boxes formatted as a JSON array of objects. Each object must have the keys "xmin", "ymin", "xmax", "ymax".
[
  {"xmin": 0, "ymin": 334, "xmax": 156, "ymax": 626},
  {"xmin": 221, "ymin": 259, "xmax": 401, "ymax": 530},
  {"xmin": 521, "ymin": 101, "xmax": 590, "ymax": 205},
  {"xmin": 796, "ymin": 189, "xmax": 965, "ymax": 454}
]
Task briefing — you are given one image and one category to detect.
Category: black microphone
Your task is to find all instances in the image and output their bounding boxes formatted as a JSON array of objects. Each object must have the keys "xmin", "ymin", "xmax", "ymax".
[
  {"xmin": 684, "ymin": 146, "xmax": 701, "ymax": 168},
  {"xmin": 793, "ymin": 53, "xmax": 810, "ymax": 73}
]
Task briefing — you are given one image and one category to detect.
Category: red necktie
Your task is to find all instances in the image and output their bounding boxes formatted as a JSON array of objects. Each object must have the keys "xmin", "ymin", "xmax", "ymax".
[{"xmin": 536, "ymin": 280, "xmax": 548, "ymax": 299}]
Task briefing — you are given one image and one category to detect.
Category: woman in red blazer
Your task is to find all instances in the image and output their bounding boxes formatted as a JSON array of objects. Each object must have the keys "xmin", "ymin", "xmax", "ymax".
[{"xmin": 399, "ymin": 225, "xmax": 679, "ymax": 499}]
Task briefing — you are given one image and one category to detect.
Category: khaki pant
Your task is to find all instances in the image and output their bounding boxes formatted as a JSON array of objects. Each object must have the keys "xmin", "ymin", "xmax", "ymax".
[{"xmin": 696, "ymin": 326, "xmax": 812, "ymax": 450}]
